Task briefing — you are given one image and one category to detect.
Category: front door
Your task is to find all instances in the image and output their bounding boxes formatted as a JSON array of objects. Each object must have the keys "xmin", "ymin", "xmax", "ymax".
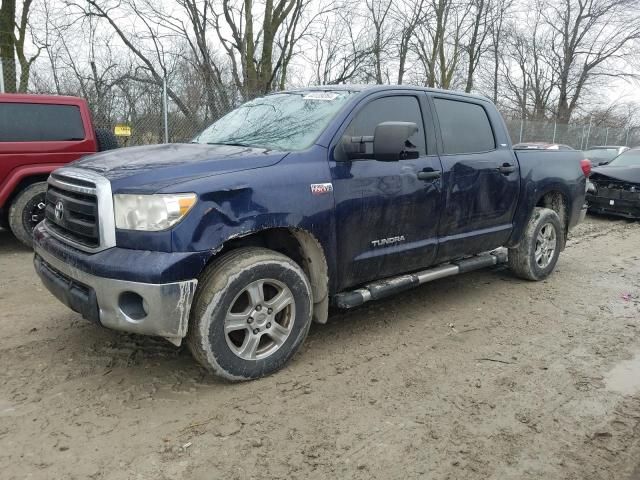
[{"xmin": 330, "ymin": 93, "xmax": 443, "ymax": 290}]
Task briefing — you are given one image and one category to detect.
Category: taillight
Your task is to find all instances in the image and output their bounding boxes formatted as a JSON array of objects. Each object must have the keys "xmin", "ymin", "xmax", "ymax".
[{"xmin": 580, "ymin": 159, "xmax": 592, "ymax": 177}]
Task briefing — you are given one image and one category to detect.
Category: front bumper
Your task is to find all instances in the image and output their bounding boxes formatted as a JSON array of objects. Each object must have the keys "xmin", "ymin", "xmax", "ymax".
[
  {"xmin": 33, "ymin": 229, "xmax": 198, "ymax": 345},
  {"xmin": 586, "ymin": 194, "xmax": 640, "ymax": 219}
]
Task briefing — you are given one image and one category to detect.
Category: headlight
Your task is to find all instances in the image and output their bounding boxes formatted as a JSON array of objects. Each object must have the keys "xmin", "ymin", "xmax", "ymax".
[
  {"xmin": 114, "ymin": 193, "xmax": 197, "ymax": 231},
  {"xmin": 586, "ymin": 181, "xmax": 597, "ymax": 194}
]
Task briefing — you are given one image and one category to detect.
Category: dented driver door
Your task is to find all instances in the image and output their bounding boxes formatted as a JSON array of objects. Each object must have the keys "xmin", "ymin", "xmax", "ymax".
[{"xmin": 330, "ymin": 93, "xmax": 444, "ymax": 291}]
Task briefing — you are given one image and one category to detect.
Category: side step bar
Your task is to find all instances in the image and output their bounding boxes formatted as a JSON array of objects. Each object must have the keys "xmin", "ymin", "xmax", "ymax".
[{"xmin": 332, "ymin": 249, "xmax": 508, "ymax": 309}]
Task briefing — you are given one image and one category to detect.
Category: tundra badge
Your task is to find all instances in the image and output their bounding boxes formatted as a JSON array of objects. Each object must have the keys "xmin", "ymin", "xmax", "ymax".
[{"xmin": 371, "ymin": 235, "xmax": 406, "ymax": 247}]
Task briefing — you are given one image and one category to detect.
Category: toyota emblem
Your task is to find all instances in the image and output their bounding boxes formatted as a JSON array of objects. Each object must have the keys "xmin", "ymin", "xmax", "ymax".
[{"xmin": 54, "ymin": 201, "xmax": 64, "ymax": 221}]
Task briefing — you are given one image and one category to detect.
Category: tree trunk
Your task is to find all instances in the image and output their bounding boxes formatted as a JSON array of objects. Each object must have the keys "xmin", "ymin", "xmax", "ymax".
[
  {"xmin": 0, "ymin": 0, "xmax": 17, "ymax": 92},
  {"xmin": 556, "ymin": 82, "xmax": 571, "ymax": 123}
]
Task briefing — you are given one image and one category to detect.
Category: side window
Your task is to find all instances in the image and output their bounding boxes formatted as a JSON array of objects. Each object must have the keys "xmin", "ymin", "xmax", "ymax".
[
  {"xmin": 344, "ymin": 96, "xmax": 427, "ymax": 156},
  {"xmin": 433, "ymin": 98, "xmax": 495, "ymax": 155},
  {"xmin": 0, "ymin": 103, "xmax": 85, "ymax": 142}
]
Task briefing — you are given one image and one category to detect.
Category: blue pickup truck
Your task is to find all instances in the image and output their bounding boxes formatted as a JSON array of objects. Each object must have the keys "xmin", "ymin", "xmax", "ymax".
[{"xmin": 33, "ymin": 86, "xmax": 588, "ymax": 380}]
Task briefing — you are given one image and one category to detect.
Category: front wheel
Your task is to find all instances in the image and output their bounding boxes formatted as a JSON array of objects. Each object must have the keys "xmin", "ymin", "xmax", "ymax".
[
  {"xmin": 508, "ymin": 207, "xmax": 563, "ymax": 281},
  {"xmin": 8, "ymin": 182, "xmax": 48, "ymax": 248},
  {"xmin": 187, "ymin": 247, "xmax": 313, "ymax": 381}
]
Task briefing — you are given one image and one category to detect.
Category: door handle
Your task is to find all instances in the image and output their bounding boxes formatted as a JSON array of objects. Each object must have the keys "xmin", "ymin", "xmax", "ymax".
[
  {"xmin": 497, "ymin": 164, "xmax": 516, "ymax": 174},
  {"xmin": 417, "ymin": 170, "xmax": 442, "ymax": 181}
]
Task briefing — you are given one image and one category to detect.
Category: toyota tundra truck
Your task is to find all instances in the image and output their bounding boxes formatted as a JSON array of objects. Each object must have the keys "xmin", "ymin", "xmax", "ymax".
[{"xmin": 33, "ymin": 86, "xmax": 588, "ymax": 381}]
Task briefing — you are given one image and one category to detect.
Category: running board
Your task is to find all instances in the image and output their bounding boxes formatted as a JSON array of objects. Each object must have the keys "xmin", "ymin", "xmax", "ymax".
[{"xmin": 332, "ymin": 249, "xmax": 508, "ymax": 309}]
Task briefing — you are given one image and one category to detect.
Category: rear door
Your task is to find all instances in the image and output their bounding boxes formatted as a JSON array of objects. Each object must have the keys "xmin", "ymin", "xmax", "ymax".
[
  {"xmin": 431, "ymin": 96, "xmax": 519, "ymax": 261},
  {"xmin": 331, "ymin": 92, "xmax": 443, "ymax": 290}
]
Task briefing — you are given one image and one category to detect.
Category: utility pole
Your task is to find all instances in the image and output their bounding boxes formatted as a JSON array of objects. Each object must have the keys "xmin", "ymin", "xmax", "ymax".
[
  {"xmin": 0, "ymin": 58, "xmax": 5, "ymax": 93},
  {"xmin": 585, "ymin": 116, "xmax": 593, "ymax": 149},
  {"xmin": 519, "ymin": 118, "xmax": 524, "ymax": 143},
  {"xmin": 162, "ymin": 75, "xmax": 169, "ymax": 143}
]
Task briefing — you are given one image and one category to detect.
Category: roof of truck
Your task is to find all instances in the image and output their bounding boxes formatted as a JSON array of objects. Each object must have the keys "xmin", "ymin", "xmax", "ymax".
[{"xmin": 282, "ymin": 84, "xmax": 491, "ymax": 103}]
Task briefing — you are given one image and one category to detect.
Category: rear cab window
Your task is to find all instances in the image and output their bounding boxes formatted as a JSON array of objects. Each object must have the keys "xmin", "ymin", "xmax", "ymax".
[
  {"xmin": 0, "ymin": 103, "xmax": 85, "ymax": 142},
  {"xmin": 433, "ymin": 98, "xmax": 495, "ymax": 154}
]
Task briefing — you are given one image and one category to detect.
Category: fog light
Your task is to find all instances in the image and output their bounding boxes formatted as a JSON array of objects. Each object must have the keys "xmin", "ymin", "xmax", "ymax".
[{"xmin": 118, "ymin": 291, "xmax": 148, "ymax": 321}]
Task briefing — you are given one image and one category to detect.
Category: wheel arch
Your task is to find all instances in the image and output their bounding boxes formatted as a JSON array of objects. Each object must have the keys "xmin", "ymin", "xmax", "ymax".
[
  {"xmin": 212, "ymin": 227, "xmax": 330, "ymax": 324},
  {"xmin": 0, "ymin": 164, "xmax": 61, "ymax": 209},
  {"xmin": 535, "ymin": 189, "xmax": 569, "ymax": 248},
  {"xmin": 2, "ymin": 175, "xmax": 50, "ymax": 228}
]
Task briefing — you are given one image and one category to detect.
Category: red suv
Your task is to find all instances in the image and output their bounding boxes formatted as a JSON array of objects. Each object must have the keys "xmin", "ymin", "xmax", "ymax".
[{"xmin": 0, "ymin": 94, "xmax": 117, "ymax": 247}]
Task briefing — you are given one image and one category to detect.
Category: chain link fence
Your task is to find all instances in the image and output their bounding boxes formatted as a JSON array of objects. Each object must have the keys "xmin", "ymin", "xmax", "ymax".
[
  {"xmin": 0, "ymin": 56, "xmax": 15, "ymax": 97},
  {"xmin": 2, "ymin": 55, "xmax": 640, "ymax": 149},
  {"xmin": 504, "ymin": 117, "xmax": 640, "ymax": 150},
  {"xmin": 61, "ymin": 101, "xmax": 640, "ymax": 150},
  {"xmin": 80, "ymin": 82, "xmax": 249, "ymax": 147}
]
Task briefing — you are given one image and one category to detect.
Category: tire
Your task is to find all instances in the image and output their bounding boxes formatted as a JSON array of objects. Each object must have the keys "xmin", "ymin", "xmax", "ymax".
[
  {"xmin": 95, "ymin": 128, "xmax": 119, "ymax": 151},
  {"xmin": 8, "ymin": 182, "xmax": 48, "ymax": 248},
  {"xmin": 187, "ymin": 247, "xmax": 313, "ymax": 381},
  {"xmin": 508, "ymin": 207, "xmax": 564, "ymax": 281}
]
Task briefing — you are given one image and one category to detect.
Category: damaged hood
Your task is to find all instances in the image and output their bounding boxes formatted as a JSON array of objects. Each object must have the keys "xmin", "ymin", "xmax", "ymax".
[
  {"xmin": 591, "ymin": 166, "xmax": 640, "ymax": 184},
  {"xmin": 72, "ymin": 143, "xmax": 288, "ymax": 192}
]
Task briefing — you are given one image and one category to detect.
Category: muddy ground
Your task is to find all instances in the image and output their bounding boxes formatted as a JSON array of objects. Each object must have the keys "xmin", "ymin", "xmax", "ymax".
[{"xmin": 1, "ymin": 216, "xmax": 639, "ymax": 480}]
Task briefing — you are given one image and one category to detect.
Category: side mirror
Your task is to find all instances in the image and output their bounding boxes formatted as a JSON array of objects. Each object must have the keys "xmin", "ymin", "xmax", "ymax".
[
  {"xmin": 341, "ymin": 121, "xmax": 419, "ymax": 161},
  {"xmin": 373, "ymin": 122, "xmax": 419, "ymax": 162}
]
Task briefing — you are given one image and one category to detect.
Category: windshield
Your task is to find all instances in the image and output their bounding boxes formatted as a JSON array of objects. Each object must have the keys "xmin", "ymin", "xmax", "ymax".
[
  {"xmin": 584, "ymin": 148, "xmax": 619, "ymax": 161},
  {"xmin": 193, "ymin": 91, "xmax": 355, "ymax": 151},
  {"xmin": 608, "ymin": 149, "xmax": 640, "ymax": 167}
]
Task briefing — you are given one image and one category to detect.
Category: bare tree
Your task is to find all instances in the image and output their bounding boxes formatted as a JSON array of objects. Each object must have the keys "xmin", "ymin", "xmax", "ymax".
[
  {"xmin": 502, "ymin": 25, "xmax": 530, "ymax": 118},
  {"xmin": 487, "ymin": 0, "xmax": 513, "ymax": 102},
  {"xmin": 67, "ymin": 0, "xmax": 198, "ymax": 124},
  {"xmin": 364, "ymin": 0, "xmax": 392, "ymax": 84},
  {"xmin": 391, "ymin": 0, "xmax": 426, "ymax": 84},
  {"xmin": 463, "ymin": 0, "xmax": 491, "ymax": 92},
  {"xmin": 130, "ymin": 0, "xmax": 234, "ymax": 120},
  {"xmin": 414, "ymin": 0, "xmax": 470, "ymax": 89},
  {"xmin": 0, "ymin": 0, "xmax": 17, "ymax": 91},
  {"xmin": 14, "ymin": 0, "xmax": 40, "ymax": 91},
  {"xmin": 304, "ymin": 10, "xmax": 372, "ymax": 85},
  {"xmin": 0, "ymin": 0, "xmax": 39, "ymax": 92},
  {"xmin": 212, "ymin": 0, "xmax": 312, "ymax": 96},
  {"xmin": 544, "ymin": 0, "xmax": 640, "ymax": 122}
]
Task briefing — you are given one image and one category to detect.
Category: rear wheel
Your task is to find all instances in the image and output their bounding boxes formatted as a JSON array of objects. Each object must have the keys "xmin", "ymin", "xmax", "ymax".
[
  {"xmin": 8, "ymin": 182, "xmax": 48, "ymax": 248},
  {"xmin": 508, "ymin": 207, "xmax": 563, "ymax": 281},
  {"xmin": 187, "ymin": 247, "xmax": 313, "ymax": 381}
]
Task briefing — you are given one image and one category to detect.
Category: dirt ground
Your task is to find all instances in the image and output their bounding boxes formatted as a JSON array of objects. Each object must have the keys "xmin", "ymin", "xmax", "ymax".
[{"xmin": 1, "ymin": 215, "xmax": 639, "ymax": 480}]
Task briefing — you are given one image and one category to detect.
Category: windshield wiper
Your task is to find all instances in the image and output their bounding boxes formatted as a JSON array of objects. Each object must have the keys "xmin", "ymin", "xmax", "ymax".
[{"xmin": 206, "ymin": 142, "xmax": 255, "ymax": 148}]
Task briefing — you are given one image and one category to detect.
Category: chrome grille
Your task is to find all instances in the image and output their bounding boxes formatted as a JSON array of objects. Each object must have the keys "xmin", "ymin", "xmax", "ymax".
[
  {"xmin": 46, "ymin": 178, "xmax": 99, "ymax": 247},
  {"xmin": 44, "ymin": 168, "xmax": 116, "ymax": 252}
]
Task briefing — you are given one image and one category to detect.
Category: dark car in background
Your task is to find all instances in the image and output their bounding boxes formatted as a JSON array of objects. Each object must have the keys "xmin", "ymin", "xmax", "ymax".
[
  {"xmin": 513, "ymin": 142, "xmax": 575, "ymax": 151},
  {"xmin": 583, "ymin": 145, "xmax": 630, "ymax": 166},
  {"xmin": 587, "ymin": 147, "xmax": 640, "ymax": 218}
]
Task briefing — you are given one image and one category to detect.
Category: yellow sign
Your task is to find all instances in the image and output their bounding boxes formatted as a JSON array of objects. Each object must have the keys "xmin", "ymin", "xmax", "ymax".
[{"xmin": 114, "ymin": 124, "xmax": 132, "ymax": 137}]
